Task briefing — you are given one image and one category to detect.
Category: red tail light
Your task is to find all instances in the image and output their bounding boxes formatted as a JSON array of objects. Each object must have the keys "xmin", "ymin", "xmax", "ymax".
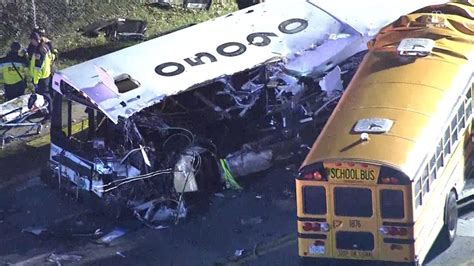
[
  {"xmin": 302, "ymin": 222, "xmax": 330, "ymax": 232},
  {"xmin": 380, "ymin": 226, "xmax": 408, "ymax": 236},
  {"xmin": 304, "ymin": 173, "xmax": 313, "ymax": 180},
  {"xmin": 301, "ymin": 171, "xmax": 327, "ymax": 181},
  {"xmin": 398, "ymin": 228, "xmax": 408, "ymax": 236},
  {"xmin": 313, "ymin": 171, "xmax": 322, "ymax": 180},
  {"xmin": 313, "ymin": 240, "xmax": 325, "ymax": 246},
  {"xmin": 302, "ymin": 222, "xmax": 321, "ymax": 232},
  {"xmin": 388, "ymin": 227, "xmax": 398, "ymax": 235}
]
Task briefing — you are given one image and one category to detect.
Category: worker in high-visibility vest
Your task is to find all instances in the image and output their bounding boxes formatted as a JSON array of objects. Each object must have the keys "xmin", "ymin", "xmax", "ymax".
[
  {"xmin": 0, "ymin": 42, "xmax": 28, "ymax": 101},
  {"xmin": 27, "ymin": 27, "xmax": 56, "ymax": 66},
  {"xmin": 29, "ymin": 32, "xmax": 53, "ymax": 119}
]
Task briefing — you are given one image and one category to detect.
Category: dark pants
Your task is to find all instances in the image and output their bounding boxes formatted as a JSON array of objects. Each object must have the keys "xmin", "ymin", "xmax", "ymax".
[
  {"xmin": 4, "ymin": 80, "xmax": 26, "ymax": 101},
  {"xmin": 35, "ymin": 77, "xmax": 52, "ymax": 118}
]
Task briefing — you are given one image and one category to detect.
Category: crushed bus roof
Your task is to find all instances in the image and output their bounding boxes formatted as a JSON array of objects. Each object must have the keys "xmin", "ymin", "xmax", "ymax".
[{"xmin": 52, "ymin": 0, "xmax": 445, "ymax": 124}]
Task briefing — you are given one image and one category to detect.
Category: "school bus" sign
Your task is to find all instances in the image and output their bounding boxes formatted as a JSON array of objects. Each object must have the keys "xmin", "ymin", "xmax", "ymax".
[{"xmin": 323, "ymin": 162, "xmax": 380, "ymax": 184}]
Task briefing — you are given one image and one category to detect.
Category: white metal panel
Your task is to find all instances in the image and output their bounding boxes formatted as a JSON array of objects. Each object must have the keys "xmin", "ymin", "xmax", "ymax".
[{"xmin": 53, "ymin": 0, "xmax": 447, "ymax": 123}]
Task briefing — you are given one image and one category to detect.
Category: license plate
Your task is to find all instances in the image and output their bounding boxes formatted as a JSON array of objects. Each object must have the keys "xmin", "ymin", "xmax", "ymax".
[
  {"xmin": 337, "ymin": 250, "xmax": 373, "ymax": 258},
  {"xmin": 309, "ymin": 245, "xmax": 325, "ymax": 254}
]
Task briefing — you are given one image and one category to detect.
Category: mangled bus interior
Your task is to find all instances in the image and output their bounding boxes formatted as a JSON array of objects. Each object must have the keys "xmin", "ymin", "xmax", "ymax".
[
  {"xmin": 41, "ymin": 0, "xmax": 447, "ymax": 227},
  {"xmin": 46, "ymin": 53, "xmax": 363, "ymax": 226}
]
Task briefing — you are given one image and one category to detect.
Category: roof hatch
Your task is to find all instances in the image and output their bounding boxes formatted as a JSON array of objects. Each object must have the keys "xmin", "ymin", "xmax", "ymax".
[
  {"xmin": 353, "ymin": 118, "xmax": 393, "ymax": 133},
  {"xmin": 397, "ymin": 38, "xmax": 435, "ymax": 57}
]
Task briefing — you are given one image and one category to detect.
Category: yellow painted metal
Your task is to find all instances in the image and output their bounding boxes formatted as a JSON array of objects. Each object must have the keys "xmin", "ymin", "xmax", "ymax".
[
  {"xmin": 298, "ymin": 2, "xmax": 474, "ymax": 264},
  {"xmin": 302, "ymin": 3, "xmax": 474, "ymax": 179}
]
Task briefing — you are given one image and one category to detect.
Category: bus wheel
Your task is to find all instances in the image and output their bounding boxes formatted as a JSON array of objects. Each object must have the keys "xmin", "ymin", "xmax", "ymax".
[{"xmin": 441, "ymin": 191, "xmax": 458, "ymax": 245}]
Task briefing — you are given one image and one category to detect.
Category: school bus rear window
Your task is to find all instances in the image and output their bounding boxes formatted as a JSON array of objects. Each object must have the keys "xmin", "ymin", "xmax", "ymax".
[
  {"xmin": 303, "ymin": 186, "xmax": 326, "ymax": 214},
  {"xmin": 380, "ymin": 189, "xmax": 405, "ymax": 219},
  {"xmin": 334, "ymin": 187, "xmax": 372, "ymax": 217}
]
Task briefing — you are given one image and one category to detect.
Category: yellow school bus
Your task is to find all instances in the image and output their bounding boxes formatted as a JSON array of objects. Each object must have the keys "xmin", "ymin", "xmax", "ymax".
[{"xmin": 296, "ymin": 2, "xmax": 474, "ymax": 265}]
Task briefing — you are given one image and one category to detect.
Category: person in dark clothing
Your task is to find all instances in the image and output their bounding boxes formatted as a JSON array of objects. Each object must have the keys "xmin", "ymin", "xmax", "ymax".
[
  {"xmin": 28, "ymin": 29, "xmax": 58, "ymax": 81},
  {"xmin": 27, "ymin": 27, "xmax": 54, "ymax": 58},
  {"xmin": 0, "ymin": 42, "xmax": 28, "ymax": 101},
  {"xmin": 29, "ymin": 36, "xmax": 53, "ymax": 120}
]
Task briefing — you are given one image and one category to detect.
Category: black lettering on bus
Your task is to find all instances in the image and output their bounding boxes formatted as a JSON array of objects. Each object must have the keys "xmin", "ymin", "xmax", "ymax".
[
  {"xmin": 349, "ymin": 219, "xmax": 361, "ymax": 228},
  {"xmin": 369, "ymin": 169, "xmax": 375, "ymax": 180},
  {"xmin": 184, "ymin": 52, "xmax": 217, "ymax": 67},
  {"xmin": 278, "ymin": 18, "xmax": 308, "ymax": 34},
  {"xmin": 246, "ymin": 32, "xmax": 278, "ymax": 46},
  {"xmin": 155, "ymin": 62, "xmax": 185, "ymax": 77},
  {"xmin": 330, "ymin": 168, "xmax": 336, "ymax": 179},
  {"xmin": 361, "ymin": 170, "xmax": 367, "ymax": 180},
  {"xmin": 351, "ymin": 169, "xmax": 358, "ymax": 180},
  {"xmin": 216, "ymin": 42, "xmax": 247, "ymax": 57}
]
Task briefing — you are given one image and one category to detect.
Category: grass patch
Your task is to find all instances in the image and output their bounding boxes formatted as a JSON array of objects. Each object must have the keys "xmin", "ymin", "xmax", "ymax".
[
  {"xmin": 1, "ymin": 1, "xmax": 237, "ymax": 68},
  {"xmin": 26, "ymin": 119, "xmax": 89, "ymax": 148}
]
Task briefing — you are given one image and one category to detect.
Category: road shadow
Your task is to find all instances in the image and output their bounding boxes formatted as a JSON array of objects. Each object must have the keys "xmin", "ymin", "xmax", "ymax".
[{"xmin": 0, "ymin": 144, "xmax": 49, "ymax": 181}]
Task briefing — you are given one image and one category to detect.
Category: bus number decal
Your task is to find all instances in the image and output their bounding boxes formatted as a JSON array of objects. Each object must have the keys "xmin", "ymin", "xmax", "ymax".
[{"xmin": 349, "ymin": 219, "xmax": 361, "ymax": 228}]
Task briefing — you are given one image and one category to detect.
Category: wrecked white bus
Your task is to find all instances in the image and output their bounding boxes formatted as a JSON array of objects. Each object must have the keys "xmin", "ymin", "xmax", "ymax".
[{"xmin": 41, "ymin": 0, "xmax": 446, "ymax": 226}]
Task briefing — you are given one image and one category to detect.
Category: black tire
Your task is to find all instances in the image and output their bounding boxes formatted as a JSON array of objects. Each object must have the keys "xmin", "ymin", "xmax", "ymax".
[{"xmin": 441, "ymin": 191, "xmax": 458, "ymax": 245}]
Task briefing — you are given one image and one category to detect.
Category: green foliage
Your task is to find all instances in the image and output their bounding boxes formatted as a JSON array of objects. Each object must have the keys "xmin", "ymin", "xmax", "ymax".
[{"xmin": 1, "ymin": 0, "xmax": 236, "ymax": 67}]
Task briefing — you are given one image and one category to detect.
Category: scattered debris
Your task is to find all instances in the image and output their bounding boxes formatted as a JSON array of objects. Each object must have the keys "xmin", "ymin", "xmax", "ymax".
[
  {"xmin": 240, "ymin": 216, "xmax": 263, "ymax": 225},
  {"xmin": 78, "ymin": 18, "xmax": 147, "ymax": 41},
  {"xmin": 220, "ymin": 159, "xmax": 243, "ymax": 190},
  {"xmin": 115, "ymin": 251, "xmax": 127, "ymax": 258},
  {"xmin": 234, "ymin": 249, "xmax": 244, "ymax": 257},
  {"xmin": 72, "ymin": 228, "xmax": 103, "ymax": 238},
  {"xmin": 225, "ymin": 150, "xmax": 273, "ymax": 179},
  {"xmin": 214, "ymin": 193, "xmax": 225, "ymax": 198},
  {"xmin": 133, "ymin": 198, "xmax": 187, "ymax": 229},
  {"xmin": 21, "ymin": 226, "xmax": 47, "ymax": 236},
  {"xmin": 96, "ymin": 228, "xmax": 126, "ymax": 244},
  {"xmin": 223, "ymin": 234, "xmax": 296, "ymax": 264},
  {"xmin": 47, "ymin": 253, "xmax": 83, "ymax": 265},
  {"xmin": 147, "ymin": 0, "xmax": 212, "ymax": 10}
]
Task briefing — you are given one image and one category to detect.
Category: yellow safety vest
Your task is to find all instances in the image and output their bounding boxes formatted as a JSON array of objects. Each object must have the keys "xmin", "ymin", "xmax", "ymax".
[
  {"xmin": 30, "ymin": 50, "xmax": 52, "ymax": 85},
  {"xmin": 0, "ymin": 57, "xmax": 27, "ymax": 85}
]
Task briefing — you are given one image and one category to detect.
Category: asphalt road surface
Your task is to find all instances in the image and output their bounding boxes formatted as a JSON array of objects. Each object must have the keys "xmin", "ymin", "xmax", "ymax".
[{"xmin": 0, "ymin": 168, "xmax": 472, "ymax": 266}]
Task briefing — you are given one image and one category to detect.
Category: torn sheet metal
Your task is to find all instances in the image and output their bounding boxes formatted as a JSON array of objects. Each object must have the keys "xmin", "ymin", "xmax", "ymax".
[
  {"xmin": 319, "ymin": 66, "xmax": 343, "ymax": 99},
  {"xmin": 307, "ymin": 0, "xmax": 447, "ymax": 36},
  {"xmin": 52, "ymin": 0, "xmax": 445, "ymax": 124}
]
